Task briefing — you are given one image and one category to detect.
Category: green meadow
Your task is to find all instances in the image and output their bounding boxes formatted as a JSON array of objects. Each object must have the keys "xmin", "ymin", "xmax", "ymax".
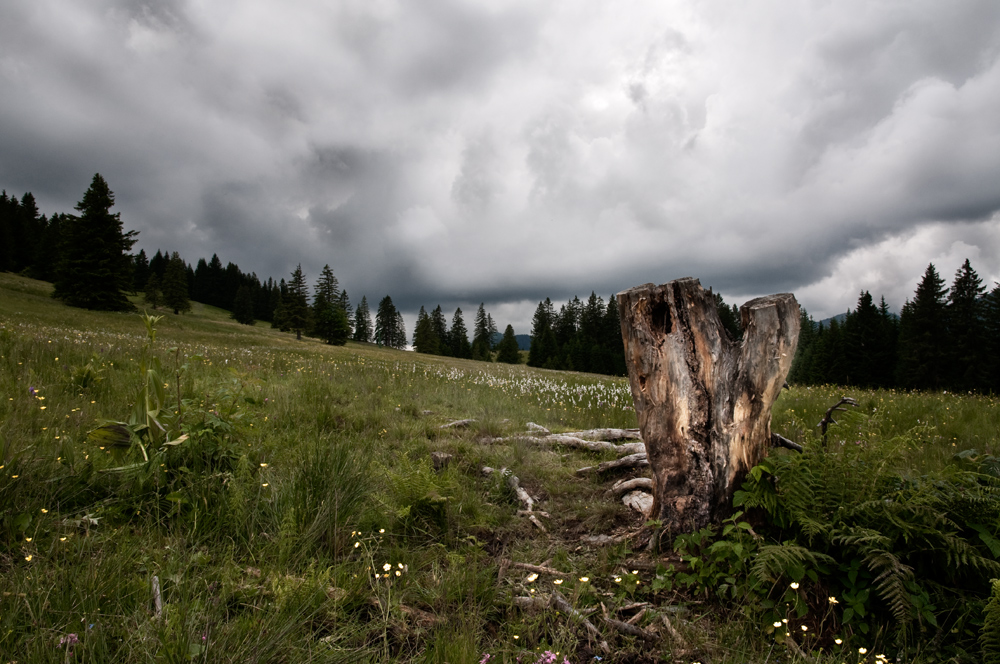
[{"xmin": 2, "ymin": 272, "xmax": 999, "ymax": 663}]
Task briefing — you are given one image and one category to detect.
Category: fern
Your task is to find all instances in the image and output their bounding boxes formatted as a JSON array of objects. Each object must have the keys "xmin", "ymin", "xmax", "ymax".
[
  {"xmin": 982, "ymin": 579, "xmax": 1000, "ymax": 664},
  {"xmin": 750, "ymin": 543, "xmax": 835, "ymax": 585}
]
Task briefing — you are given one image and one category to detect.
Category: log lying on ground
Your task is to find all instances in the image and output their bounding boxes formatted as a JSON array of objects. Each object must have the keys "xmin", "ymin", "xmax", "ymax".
[
  {"xmin": 618, "ymin": 278, "xmax": 799, "ymax": 536},
  {"xmin": 482, "ymin": 467, "xmax": 548, "ymax": 533},
  {"xmin": 440, "ymin": 418, "xmax": 476, "ymax": 429},
  {"xmin": 576, "ymin": 452, "xmax": 649, "ymax": 476},
  {"xmin": 511, "ymin": 562, "xmax": 567, "ymax": 577},
  {"xmin": 489, "ymin": 434, "xmax": 644, "ymax": 455},
  {"xmin": 558, "ymin": 428, "xmax": 642, "ymax": 441},
  {"xmin": 604, "ymin": 477, "xmax": 654, "ymax": 498}
]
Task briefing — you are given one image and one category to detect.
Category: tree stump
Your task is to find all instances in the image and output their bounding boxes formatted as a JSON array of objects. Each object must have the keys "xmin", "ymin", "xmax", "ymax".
[{"xmin": 616, "ymin": 278, "xmax": 799, "ymax": 538}]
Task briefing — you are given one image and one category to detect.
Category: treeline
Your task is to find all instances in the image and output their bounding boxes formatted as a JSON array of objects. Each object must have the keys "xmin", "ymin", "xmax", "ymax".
[
  {"xmin": 526, "ymin": 293, "xmax": 626, "ymax": 376},
  {"xmin": 790, "ymin": 260, "xmax": 1000, "ymax": 393},
  {"xmin": 408, "ymin": 303, "xmax": 522, "ymax": 364}
]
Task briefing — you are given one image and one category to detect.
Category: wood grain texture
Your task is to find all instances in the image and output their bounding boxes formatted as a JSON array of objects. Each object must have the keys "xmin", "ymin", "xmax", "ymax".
[{"xmin": 617, "ymin": 278, "xmax": 799, "ymax": 535}]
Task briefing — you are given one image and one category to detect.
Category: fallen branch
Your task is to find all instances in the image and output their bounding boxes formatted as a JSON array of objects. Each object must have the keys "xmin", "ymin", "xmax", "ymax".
[
  {"xmin": 604, "ymin": 477, "xmax": 654, "ymax": 498},
  {"xmin": 771, "ymin": 432, "xmax": 804, "ymax": 453},
  {"xmin": 440, "ymin": 418, "xmax": 476, "ymax": 429},
  {"xmin": 603, "ymin": 616, "xmax": 657, "ymax": 642},
  {"xmin": 490, "ymin": 434, "xmax": 644, "ymax": 455},
  {"xmin": 152, "ymin": 575, "xmax": 163, "ymax": 619},
  {"xmin": 660, "ymin": 613, "xmax": 689, "ymax": 651},
  {"xmin": 577, "ymin": 453, "xmax": 649, "ymax": 476},
  {"xmin": 551, "ymin": 591, "xmax": 610, "ymax": 653},
  {"xmin": 512, "ymin": 595, "xmax": 549, "ymax": 612},
  {"xmin": 559, "ymin": 428, "xmax": 642, "ymax": 441}
]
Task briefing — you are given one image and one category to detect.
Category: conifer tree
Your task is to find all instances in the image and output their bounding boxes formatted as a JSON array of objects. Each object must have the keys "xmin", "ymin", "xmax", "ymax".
[
  {"xmin": 946, "ymin": 259, "xmax": 987, "ymax": 391},
  {"xmin": 286, "ymin": 265, "xmax": 310, "ymax": 340},
  {"xmin": 374, "ymin": 296, "xmax": 405, "ymax": 348},
  {"xmin": 472, "ymin": 303, "xmax": 493, "ymax": 361},
  {"xmin": 985, "ymin": 282, "xmax": 1000, "ymax": 393},
  {"xmin": 132, "ymin": 249, "xmax": 150, "ymax": 293},
  {"xmin": 271, "ymin": 280, "xmax": 290, "ymax": 331},
  {"xmin": 232, "ymin": 285, "xmax": 256, "ymax": 325},
  {"xmin": 496, "ymin": 324, "xmax": 521, "ymax": 364},
  {"xmin": 162, "ymin": 251, "xmax": 191, "ymax": 315},
  {"xmin": 311, "ymin": 266, "xmax": 348, "ymax": 345},
  {"xmin": 449, "ymin": 308, "xmax": 472, "ymax": 358},
  {"xmin": 53, "ymin": 174, "xmax": 137, "ymax": 311},
  {"xmin": 353, "ymin": 296, "xmax": 373, "ymax": 342},
  {"xmin": 430, "ymin": 305, "xmax": 451, "ymax": 356},
  {"xmin": 897, "ymin": 263, "xmax": 948, "ymax": 390},
  {"xmin": 143, "ymin": 274, "xmax": 162, "ymax": 309},
  {"xmin": 413, "ymin": 306, "xmax": 440, "ymax": 354},
  {"xmin": 843, "ymin": 291, "xmax": 880, "ymax": 387},
  {"xmin": 339, "ymin": 291, "xmax": 354, "ymax": 336},
  {"xmin": 528, "ymin": 299, "xmax": 557, "ymax": 368}
]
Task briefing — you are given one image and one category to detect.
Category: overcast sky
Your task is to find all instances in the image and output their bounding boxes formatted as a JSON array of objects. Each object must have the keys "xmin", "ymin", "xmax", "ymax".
[{"xmin": 3, "ymin": 0, "xmax": 1000, "ymax": 335}]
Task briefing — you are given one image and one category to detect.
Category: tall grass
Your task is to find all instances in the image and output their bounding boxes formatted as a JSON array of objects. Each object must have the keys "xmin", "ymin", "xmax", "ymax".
[{"xmin": 2, "ymin": 272, "xmax": 999, "ymax": 662}]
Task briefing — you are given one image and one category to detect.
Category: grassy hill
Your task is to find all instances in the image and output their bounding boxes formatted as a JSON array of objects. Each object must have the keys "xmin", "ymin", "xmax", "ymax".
[{"xmin": 2, "ymin": 272, "xmax": 999, "ymax": 663}]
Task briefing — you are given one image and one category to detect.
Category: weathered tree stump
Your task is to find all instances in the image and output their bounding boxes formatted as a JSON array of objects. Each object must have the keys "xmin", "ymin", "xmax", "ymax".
[{"xmin": 617, "ymin": 278, "xmax": 799, "ymax": 538}]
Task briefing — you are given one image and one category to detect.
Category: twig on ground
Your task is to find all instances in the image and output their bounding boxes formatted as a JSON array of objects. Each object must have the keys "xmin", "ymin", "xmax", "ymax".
[{"xmin": 550, "ymin": 591, "xmax": 610, "ymax": 653}]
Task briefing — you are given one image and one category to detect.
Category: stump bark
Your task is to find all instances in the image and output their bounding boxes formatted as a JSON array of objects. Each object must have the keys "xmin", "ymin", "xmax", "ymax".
[{"xmin": 617, "ymin": 278, "xmax": 799, "ymax": 536}]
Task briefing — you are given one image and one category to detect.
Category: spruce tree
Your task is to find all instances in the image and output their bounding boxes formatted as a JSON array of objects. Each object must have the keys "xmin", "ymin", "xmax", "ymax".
[
  {"xmin": 413, "ymin": 306, "xmax": 440, "ymax": 354},
  {"xmin": 339, "ymin": 291, "xmax": 354, "ymax": 337},
  {"xmin": 472, "ymin": 303, "xmax": 493, "ymax": 361},
  {"xmin": 946, "ymin": 259, "xmax": 987, "ymax": 391},
  {"xmin": 985, "ymin": 282, "xmax": 1000, "ymax": 393},
  {"xmin": 430, "ymin": 305, "xmax": 451, "ymax": 356},
  {"xmin": 496, "ymin": 324, "xmax": 521, "ymax": 364},
  {"xmin": 231, "ymin": 285, "xmax": 256, "ymax": 325},
  {"xmin": 312, "ymin": 266, "xmax": 348, "ymax": 345},
  {"xmin": 143, "ymin": 274, "xmax": 162, "ymax": 309},
  {"xmin": 132, "ymin": 249, "xmax": 150, "ymax": 293},
  {"xmin": 162, "ymin": 252, "xmax": 191, "ymax": 315},
  {"xmin": 286, "ymin": 265, "xmax": 310, "ymax": 340},
  {"xmin": 374, "ymin": 296, "xmax": 398, "ymax": 347},
  {"xmin": 528, "ymin": 299, "xmax": 557, "ymax": 368},
  {"xmin": 843, "ymin": 291, "xmax": 880, "ymax": 387},
  {"xmin": 53, "ymin": 174, "xmax": 137, "ymax": 311},
  {"xmin": 353, "ymin": 296, "xmax": 373, "ymax": 342},
  {"xmin": 787, "ymin": 309, "xmax": 818, "ymax": 385},
  {"xmin": 897, "ymin": 263, "xmax": 949, "ymax": 390},
  {"xmin": 449, "ymin": 308, "xmax": 472, "ymax": 358}
]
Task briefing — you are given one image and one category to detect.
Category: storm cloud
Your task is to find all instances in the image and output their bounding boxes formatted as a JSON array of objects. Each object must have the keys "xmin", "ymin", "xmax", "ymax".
[{"xmin": 2, "ymin": 0, "xmax": 999, "ymax": 334}]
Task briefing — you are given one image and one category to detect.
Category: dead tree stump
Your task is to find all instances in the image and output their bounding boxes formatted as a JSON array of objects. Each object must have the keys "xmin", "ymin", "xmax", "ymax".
[{"xmin": 617, "ymin": 278, "xmax": 799, "ymax": 538}]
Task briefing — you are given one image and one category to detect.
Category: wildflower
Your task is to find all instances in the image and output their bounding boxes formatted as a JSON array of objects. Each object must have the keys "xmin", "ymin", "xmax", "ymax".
[
  {"xmin": 859, "ymin": 647, "xmax": 868, "ymax": 654},
  {"xmin": 379, "ymin": 528, "xmax": 385, "ymax": 533},
  {"xmin": 790, "ymin": 582, "xmax": 799, "ymax": 589},
  {"xmin": 383, "ymin": 563, "xmax": 391, "ymax": 571},
  {"xmin": 579, "ymin": 576, "xmax": 589, "ymax": 582},
  {"xmin": 395, "ymin": 570, "xmax": 401, "ymax": 577},
  {"xmin": 480, "ymin": 655, "xmax": 492, "ymax": 664},
  {"xmin": 25, "ymin": 555, "xmax": 32, "ymax": 561},
  {"xmin": 801, "ymin": 625, "xmax": 808, "ymax": 631},
  {"xmin": 58, "ymin": 633, "xmax": 79, "ymax": 648},
  {"xmin": 828, "ymin": 596, "xmax": 838, "ymax": 604},
  {"xmin": 553, "ymin": 579, "xmax": 563, "ymax": 585},
  {"xmin": 834, "ymin": 638, "xmax": 842, "ymax": 645},
  {"xmin": 526, "ymin": 573, "xmax": 539, "ymax": 582},
  {"xmin": 773, "ymin": 621, "xmax": 782, "ymax": 628},
  {"xmin": 354, "ymin": 542, "xmax": 361, "ymax": 548},
  {"xmin": 260, "ymin": 463, "xmax": 268, "ymax": 468}
]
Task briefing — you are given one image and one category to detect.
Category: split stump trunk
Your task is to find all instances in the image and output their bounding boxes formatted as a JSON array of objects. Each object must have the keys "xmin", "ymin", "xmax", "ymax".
[{"xmin": 617, "ymin": 278, "xmax": 799, "ymax": 537}]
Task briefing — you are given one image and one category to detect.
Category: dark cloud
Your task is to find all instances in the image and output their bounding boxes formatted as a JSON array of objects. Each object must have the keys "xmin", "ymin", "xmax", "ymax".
[{"xmin": 2, "ymin": 0, "xmax": 999, "ymax": 332}]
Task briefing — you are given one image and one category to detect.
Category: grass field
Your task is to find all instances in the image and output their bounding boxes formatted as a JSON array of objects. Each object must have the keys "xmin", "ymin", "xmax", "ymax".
[{"xmin": 2, "ymin": 272, "xmax": 999, "ymax": 663}]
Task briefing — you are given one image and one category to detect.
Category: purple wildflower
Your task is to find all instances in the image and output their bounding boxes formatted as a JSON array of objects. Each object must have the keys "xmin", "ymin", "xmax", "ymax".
[
  {"xmin": 480, "ymin": 655, "xmax": 492, "ymax": 664},
  {"xmin": 29, "ymin": 386, "xmax": 37, "ymax": 397},
  {"xmin": 58, "ymin": 633, "xmax": 79, "ymax": 648}
]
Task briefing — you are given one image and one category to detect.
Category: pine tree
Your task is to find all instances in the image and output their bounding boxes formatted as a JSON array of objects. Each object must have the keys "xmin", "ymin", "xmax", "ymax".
[
  {"xmin": 788, "ymin": 308, "xmax": 818, "ymax": 384},
  {"xmin": 985, "ymin": 282, "xmax": 1000, "ymax": 393},
  {"xmin": 161, "ymin": 251, "xmax": 191, "ymax": 315},
  {"xmin": 413, "ymin": 306, "xmax": 440, "ymax": 354},
  {"xmin": 528, "ymin": 299, "xmax": 557, "ymax": 368},
  {"xmin": 604, "ymin": 296, "xmax": 627, "ymax": 376},
  {"xmin": 232, "ymin": 285, "xmax": 256, "ymax": 325},
  {"xmin": 143, "ymin": 274, "xmax": 162, "ymax": 309},
  {"xmin": 271, "ymin": 279, "xmax": 290, "ymax": 331},
  {"xmin": 496, "ymin": 324, "xmax": 521, "ymax": 364},
  {"xmin": 843, "ymin": 291, "xmax": 880, "ymax": 387},
  {"xmin": 431, "ymin": 305, "xmax": 451, "ymax": 356},
  {"xmin": 311, "ymin": 266, "xmax": 348, "ymax": 345},
  {"xmin": 946, "ymin": 259, "xmax": 987, "ymax": 391},
  {"xmin": 132, "ymin": 249, "xmax": 150, "ymax": 293},
  {"xmin": 714, "ymin": 292, "xmax": 742, "ymax": 341},
  {"xmin": 53, "ymin": 174, "xmax": 137, "ymax": 311},
  {"xmin": 897, "ymin": 263, "xmax": 949, "ymax": 390},
  {"xmin": 375, "ymin": 296, "xmax": 400, "ymax": 348},
  {"xmin": 471, "ymin": 303, "xmax": 493, "ymax": 361},
  {"xmin": 353, "ymin": 296, "xmax": 373, "ymax": 343},
  {"xmin": 449, "ymin": 308, "xmax": 472, "ymax": 358},
  {"xmin": 339, "ymin": 290, "xmax": 354, "ymax": 337},
  {"xmin": 286, "ymin": 265, "xmax": 310, "ymax": 340}
]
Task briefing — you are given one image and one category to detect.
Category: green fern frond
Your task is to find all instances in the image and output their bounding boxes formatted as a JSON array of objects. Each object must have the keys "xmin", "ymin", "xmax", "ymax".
[
  {"xmin": 865, "ymin": 548, "xmax": 914, "ymax": 626},
  {"xmin": 983, "ymin": 579, "xmax": 1000, "ymax": 664},
  {"xmin": 750, "ymin": 542, "xmax": 835, "ymax": 585}
]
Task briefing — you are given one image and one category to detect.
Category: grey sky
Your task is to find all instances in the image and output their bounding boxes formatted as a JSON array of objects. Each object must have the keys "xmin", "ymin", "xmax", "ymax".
[{"xmin": 2, "ymin": 0, "xmax": 999, "ymax": 335}]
